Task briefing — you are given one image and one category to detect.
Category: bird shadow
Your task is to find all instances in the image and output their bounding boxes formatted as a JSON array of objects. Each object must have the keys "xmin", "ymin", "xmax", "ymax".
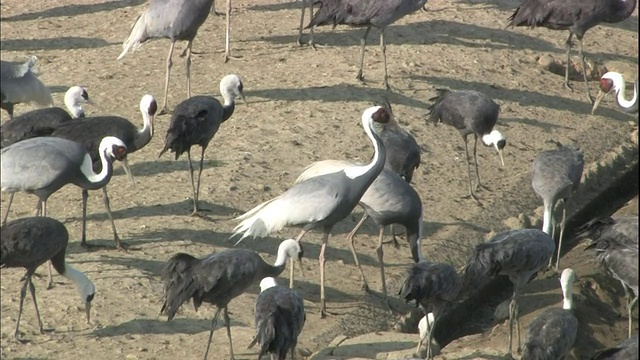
[
  {"xmin": 0, "ymin": 0, "xmax": 146, "ymax": 22},
  {"xmin": 246, "ymin": 1, "xmax": 301, "ymax": 12},
  {"xmin": 501, "ymin": 116, "xmax": 577, "ymax": 132},
  {"xmin": 113, "ymin": 158, "xmax": 226, "ymax": 178},
  {"xmin": 327, "ymin": 340, "xmax": 417, "ymax": 358},
  {"xmin": 77, "ymin": 256, "xmax": 165, "ymax": 279},
  {"xmin": 90, "ymin": 317, "xmax": 225, "ymax": 338},
  {"xmin": 0, "ymin": 37, "xmax": 116, "ymax": 52}
]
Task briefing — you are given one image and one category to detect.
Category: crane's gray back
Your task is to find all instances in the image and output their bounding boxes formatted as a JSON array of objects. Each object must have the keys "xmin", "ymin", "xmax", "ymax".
[
  {"xmin": 145, "ymin": 0, "xmax": 215, "ymax": 41},
  {"xmin": 532, "ymin": 145, "xmax": 584, "ymax": 201}
]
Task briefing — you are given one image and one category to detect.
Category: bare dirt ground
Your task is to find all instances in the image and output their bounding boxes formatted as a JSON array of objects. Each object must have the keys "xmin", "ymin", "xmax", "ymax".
[{"xmin": 0, "ymin": 0, "xmax": 638, "ymax": 359}]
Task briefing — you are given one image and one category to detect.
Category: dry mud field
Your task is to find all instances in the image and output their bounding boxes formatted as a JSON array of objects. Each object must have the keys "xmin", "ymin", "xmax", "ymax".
[{"xmin": 1, "ymin": 0, "xmax": 638, "ymax": 359}]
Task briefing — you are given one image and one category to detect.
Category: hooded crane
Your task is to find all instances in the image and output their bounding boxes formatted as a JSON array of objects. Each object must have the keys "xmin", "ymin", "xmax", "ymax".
[
  {"xmin": 590, "ymin": 336, "xmax": 638, "ymax": 360},
  {"xmin": 579, "ymin": 216, "xmax": 638, "ymax": 338},
  {"xmin": 1, "ymin": 217, "xmax": 95, "ymax": 342},
  {"xmin": 295, "ymin": 160, "xmax": 424, "ymax": 306},
  {"xmin": 427, "ymin": 89, "xmax": 506, "ymax": 201},
  {"xmin": 305, "ymin": 0, "xmax": 430, "ymax": 89},
  {"xmin": 0, "ymin": 56, "xmax": 53, "ymax": 119},
  {"xmin": 462, "ymin": 229, "xmax": 555, "ymax": 358},
  {"xmin": 1, "ymin": 86, "xmax": 90, "ymax": 149},
  {"xmin": 231, "ymin": 106, "xmax": 389, "ymax": 318},
  {"xmin": 592, "ymin": 72, "xmax": 639, "ymax": 115},
  {"xmin": 521, "ymin": 268, "xmax": 578, "ymax": 360},
  {"xmin": 399, "ymin": 261, "xmax": 462, "ymax": 359},
  {"xmin": 159, "ymin": 74, "xmax": 245, "ymax": 216},
  {"xmin": 506, "ymin": 0, "xmax": 637, "ymax": 103},
  {"xmin": 248, "ymin": 277, "xmax": 306, "ymax": 360},
  {"xmin": 1, "ymin": 136, "xmax": 127, "ymax": 287},
  {"xmin": 117, "ymin": 0, "xmax": 219, "ymax": 114},
  {"xmin": 531, "ymin": 141, "xmax": 584, "ymax": 270},
  {"xmin": 160, "ymin": 238, "xmax": 303, "ymax": 360},
  {"xmin": 50, "ymin": 94, "xmax": 157, "ymax": 249}
]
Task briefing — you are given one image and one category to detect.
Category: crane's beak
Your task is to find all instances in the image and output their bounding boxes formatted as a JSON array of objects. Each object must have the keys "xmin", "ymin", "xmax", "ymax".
[
  {"xmin": 85, "ymin": 301, "xmax": 92, "ymax": 323},
  {"xmin": 591, "ymin": 90, "xmax": 607, "ymax": 115},
  {"xmin": 121, "ymin": 157, "xmax": 136, "ymax": 185},
  {"xmin": 497, "ymin": 148, "xmax": 505, "ymax": 167}
]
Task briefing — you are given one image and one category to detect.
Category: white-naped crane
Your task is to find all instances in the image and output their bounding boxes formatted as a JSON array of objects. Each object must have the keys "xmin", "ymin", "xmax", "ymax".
[
  {"xmin": 592, "ymin": 72, "xmax": 639, "ymax": 115},
  {"xmin": 159, "ymin": 74, "xmax": 245, "ymax": 216},
  {"xmin": 160, "ymin": 239, "xmax": 303, "ymax": 360},
  {"xmin": 1, "ymin": 56, "xmax": 53, "ymax": 119},
  {"xmin": 231, "ymin": 106, "xmax": 389, "ymax": 318}
]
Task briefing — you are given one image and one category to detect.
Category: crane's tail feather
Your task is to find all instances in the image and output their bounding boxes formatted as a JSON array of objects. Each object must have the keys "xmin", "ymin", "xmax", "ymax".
[
  {"xmin": 248, "ymin": 317, "xmax": 277, "ymax": 352},
  {"xmin": 118, "ymin": 12, "xmax": 148, "ymax": 60},
  {"xmin": 230, "ymin": 197, "xmax": 291, "ymax": 244},
  {"xmin": 160, "ymin": 252, "xmax": 199, "ymax": 320}
]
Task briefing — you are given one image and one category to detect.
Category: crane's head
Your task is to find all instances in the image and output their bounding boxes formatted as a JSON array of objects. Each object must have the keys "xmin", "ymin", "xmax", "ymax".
[
  {"xmin": 220, "ymin": 74, "xmax": 247, "ymax": 105},
  {"xmin": 64, "ymin": 86, "xmax": 91, "ymax": 118},
  {"xmin": 140, "ymin": 94, "xmax": 158, "ymax": 118},
  {"xmin": 559, "ymin": 268, "xmax": 577, "ymax": 310},
  {"xmin": 259, "ymin": 277, "xmax": 278, "ymax": 292},
  {"xmin": 591, "ymin": 72, "xmax": 625, "ymax": 115},
  {"xmin": 481, "ymin": 130, "xmax": 506, "ymax": 166},
  {"xmin": 100, "ymin": 136, "xmax": 128, "ymax": 162}
]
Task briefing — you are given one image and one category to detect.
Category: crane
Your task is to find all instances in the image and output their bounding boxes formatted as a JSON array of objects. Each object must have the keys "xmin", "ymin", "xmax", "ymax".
[
  {"xmin": 592, "ymin": 72, "xmax": 639, "ymax": 115},
  {"xmin": 0, "ymin": 56, "xmax": 53, "ymax": 119}
]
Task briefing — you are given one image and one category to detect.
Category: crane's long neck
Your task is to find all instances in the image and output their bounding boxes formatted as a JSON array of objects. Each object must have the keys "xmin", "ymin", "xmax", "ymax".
[
  {"xmin": 133, "ymin": 112, "xmax": 154, "ymax": 151},
  {"xmin": 542, "ymin": 200, "xmax": 555, "ymax": 236},
  {"xmin": 61, "ymin": 262, "xmax": 93, "ymax": 296},
  {"xmin": 221, "ymin": 93, "xmax": 236, "ymax": 123},
  {"xmin": 79, "ymin": 149, "xmax": 113, "ymax": 189},
  {"xmin": 343, "ymin": 120, "xmax": 387, "ymax": 184},
  {"xmin": 616, "ymin": 80, "xmax": 639, "ymax": 112},
  {"xmin": 561, "ymin": 278, "xmax": 574, "ymax": 310}
]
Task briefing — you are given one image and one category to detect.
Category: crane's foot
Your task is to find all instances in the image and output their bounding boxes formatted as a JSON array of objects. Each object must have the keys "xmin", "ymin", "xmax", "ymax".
[
  {"xmin": 356, "ymin": 72, "xmax": 365, "ymax": 83},
  {"xmin": 157, "ymin": 107, "xmax": 172, "ymax": 116},
  {"xmin": 211, "ymin": 9, "xmax": 224, "ymax": 16},
  {"xmin": 115, "ymin": 241, "xmax": 130, "ymax": 252},
  {"xmin": 586, "ymin": 93, "xmax": 595, "ymax": 105},
  {"xmin": 461, "ymin": 192, "xmax": 482, "ymax": 206},
  {"xmin": 319, "ymin": 308, "xmax": 337, "ymax": 318},
  {"xmin": 361, "ymin": 282, "xmax": 371, "ymax": 292},
  {"xmin": 14, "ymin": 334, "xmax": 30, "ymax": 344},
  {"xmin": 504, "ymin": 353, "xmax": 515, "ymax": 360},
  {"xmin": 474, "ymin": 183, "xmax": 491, "ymax": 193},
  {"xmin": 562, "ymin": 80, "xmax": 574, "ymax": 92}
]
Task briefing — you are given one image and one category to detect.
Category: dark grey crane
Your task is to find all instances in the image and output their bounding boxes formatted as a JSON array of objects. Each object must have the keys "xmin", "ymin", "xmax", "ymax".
[
  {"xmin": 427, "ymin": 89, "xmax": 506, "ymax": 201},
  {"xmin": 532, "ymin": 141, "xmax": 584, "ymax": 270},
  {"xmin": 305, "ymin": 0, "xmax": 430, "ymax": 89},
  {"xmin": 590, "ymin": 336, "xmax": 638, "ymax": 360},
  {"xmin": 295, "ymin": 159, "xmax": 424, "ymax": 306},
  {"xmin": 159, "ymin": 74, "xmax": 245, "ymax": 216},
  {"xmin": 248, "ymin": 277, "xmax": 306, "ymax": 360},
  {"xmin": 0, "ymin": 217, "xmax": 95, "ymax": 342},
  {"xmin": 1, "ymin": 86, "xmax": 90, "ymax": 149},
  {"xmin": 231, "ymin": 106, "xmax": 389, "ymax": 318},
  {"xmin": 579, "ymin": 216, "xmax": 638, "ymax": 338},
  {"xmin": 399, "ymin": 261, "xmax": 462, "ymax": 359},
  {"xmin": 1, "ymin": 56, "xmax": 53, "ymax": 119},
  {"xmin": 49, "ymin": 95, "xmax": 157, "ymax": 249},
  {"xmin": 117, "ymin": 0, "xmax": 219, "ymax": 114},
  {"xmin": 506, "ymin": 0, "xmax": 637, "ymax": 103},
  {"xmin": 160, "ymin": 239, "xmax": 303, "ymax": 360},
  {"xmin": 462, "ymin": 229, "xmax": 555, "ymax": 358},
  {"xmin": 521, "ymin": 268, "xmax": 578, "ymax": 360},
  {"xmin": 592, "ymin": 72, "xmax": 639, "ymax": 115}
]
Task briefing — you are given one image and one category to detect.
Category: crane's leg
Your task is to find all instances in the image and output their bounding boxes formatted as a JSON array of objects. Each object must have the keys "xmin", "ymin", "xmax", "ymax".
[
  {"xmin": 211, "ymin": 0, "xmax": 224, "ymax": 16},
  {"xmin": 185, "ymin": 151, "xmax": 200, "ymax": 216},
  {"xmin": 159, "ymin": 41, "xmax": 176, "ymax": 115},
  {"xmin": 185, "ymin": 40, "xmax": 193, "ymax": 99},
  {"xmin": 628, "ymin": 293, "xmax": 638, "ymax": 338},
  {"xmin": 45, "ymin": 261, "xmax": 54, "ymax": 290},
  {"xmin": 223, "ymin": 307, "xmax": 236, "ymax": 360},
  {"xmin": 1, "ymin": 193, "xmax": 15, "ymax": 225},
  {"xmin": 102, "ymin": 187, "xmax": 124, "ymax": 249},
  {"xmin": 356, "ymin": 27, "xmax": 371, "ymax": 83},
  {"xmin": 14, "ymin": 274, "xmax": 32, "ymax": 342},
  {"xmin": 193, "ymin": 146, "xmax": 208, "ymax": 216},
  {"xmin": 563, "ymin": 33, "xmax": 574, "ymax": 92},
  {"xmin": 384, "ymin": 224, "xmax": 401, "ymax": 248},
  {"xmin": 380, "ymin": 29, "xmax": 389, "ymax": 90},
  {"xmin": 33, "ymin": 199, "xmax": 42, "ymax": 217},
  {"xmin": 223, "ymin": 0, "xmax": 232, "ymax": 63},
  {"xmin": 203, "ymin": 307, "xmax": 224, "ymax": 360},
  {"xmin": 319, "ymin": 231, "xmax": 330, "ymax": 318},
  {"xmin": 472, "ymin": 135, "xmax": 488, "ymax": 192},
  {"xmin": 553, "ymin": 201, "xmax": 568, "ymax": 270},
  {"xmin": 297, "ymin": 0, "xmax": 307, "ymax": 46},
  {"xmin": 28, "ymin": 276, "xmax": 44, "ymax": 334},
  {"xmin": 375, "ymin": 226, "xmax": 391, "ymax": 311},
  {"xmin": 577, "ymin": 37, "xmax": 594, "ymax": 104},
  {"xmin": 347, "ymin": 213, "xmax": 370, "ymax": 291},
  {"xmin": 80, "ymin": 189, "xmax": 90, "ymax": 248},
  {"xmin": 506, "ymin": 288, "xmax": 519, "ymax": 358},
  {"xmin": 290, "ymin": 229, "xmax": 308, "ymax": 289},
  {"xmin": 461, "ymin": 135, "xmax": 479, "ymax": 202}
]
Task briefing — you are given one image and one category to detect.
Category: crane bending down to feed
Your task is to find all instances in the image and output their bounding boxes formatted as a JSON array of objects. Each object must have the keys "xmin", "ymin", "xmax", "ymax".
[
  {"xmin": 427, "ymin": 89, "xmax": 506, "ymax": 201},
  {"xmin": 50, "ymin": 95, "xmax": 157, "ymax": 249},
  {"xmin": 399, "ymin": 262, "xmax": 462, "ymax": 359},
  {"xmin": 590, "ymin": 336, "xmax": 638, "ymax": 360},
  {"xmin": 1, "ymin": 86, "xmax": 90, "ymax": 149},
  {"xmin": 160, "ymin": 239, "xmax": 303, "ymax": 360},
  {"xmin": 592, "ymin": 72, "xmax": 639, "ymax": 115},
  {"xmin": 531, "ymin": 141, "xmax": 584, "ymax": 270},
  {"xmin": 1, "ymin": 217, "xmax": 95, "ymax": 342},
  {"xmin": 462, "ymin": 229, "xmax": 555, "ymax": 359},
  {"xmin": 295, "ymin": 160, "xmax": 424, "ymax": 306},
  {"xmin": 231, "ymin": 106, "xmax": 389, "ymax": 318},
  {"xmin": 248, "ymin": 277, "xmax": 306, "ymax": 360},
  {"xmin": 521, "ymin": 268, "xmax": 578, "ymax": 360},
  {"xmin": 305, "ymin": 0, "xmax": 430, "ymax": 89},
  {"xmin": 118, "ymin": 0, "xmax": 218, "ymax": 114},
  {"xmin": 578, "ymin": 216, "xmax": 638, "ymax": 338},
  {"xmin": 159, "ymin": 74, "xmax": 245, "ymax": 216},
  {"xmin": 506, "ymin": 0, "xmax": 637, "ymax": 103},
  {"xmin": 0, "ymin": 56, "xmax": 53, "ymax": 119}
]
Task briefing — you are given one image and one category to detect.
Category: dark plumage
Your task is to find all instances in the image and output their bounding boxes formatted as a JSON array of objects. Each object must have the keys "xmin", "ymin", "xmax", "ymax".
[
  {"xmin": 1, "ymin": 217, "xmax": 95, "ymax": 342},
  {"xmin": 248, "ymin": 277, "xmax": 306, "ymax": 360},
  {"xmin": 160, "ymin": 239, "xmax": 303, "ymax": 360},
  {"xmin": 159, "ymin": 74, "xmax": 245, "ymax": 216},
  {"xmin": 506, "ymin": 0, "xmax": 637, "ymax": 103},
  {"xmin": 590, "ymin": 336, "xmax": 638, "ymax": 360},
  {"xmin": 462, "ymin": 229, "xmax": 555, "ymax": 358},
  {"xmin": 399, "ymin": 261, "xmax": 462, "ymax": 359},
  {"xmin": 427, "ymin": 89, "xmax": 506, "ymax": 201},
  {"xmin": 306, "ymin": 0, "xmax": 430, "ymax": 89}
]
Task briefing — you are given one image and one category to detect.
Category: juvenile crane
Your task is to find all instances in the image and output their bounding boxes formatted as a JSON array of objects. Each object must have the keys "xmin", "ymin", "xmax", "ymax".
[
  {"xmin": 160, "ymin": 239, "xmax": 303, "ymax": 360},
  {"xmin": 231, "ymin": 106, "xmax": 389, "ymax": 317},
  {"xmin": 531, "ymin": 141, "xmax": 584, "ymax": 270},
  {"xmin": 592, "ymin": 72, "xmax": 639, "ymax": 115},
  {"xmin": 50, "ymin": 95, "xmax": 157, "ymax": 248},
  {"xmin": 305, "ymin": 0, "xmax": 430, "ymax": 89},
  {"xmin": 248, "ymin": 277, "xmax": 306, "ymax": 360},
  {"xmin": 1, "ymin": 86, "xmax": 90, "ymax": 148},
  {"xmin": 590, "ymin": 336, "xmax": 638, "ymax": 360},
  {"xmin": 427, "ymin": 89, "xmax": 506, "ymax": 201},
  {"xmin": 1, "ymin": 56, "xmax": 53, "ymax": 119},
  {"xmin": 1, "ymin": 217, "xmax": 95, "ymax": 342},
  {"xmin": 521, "ymin": 268, "xmax": 578, "ymax": 360},
  {"xmin": 399, "ymin": 262, "xmax": 462, "ymax": 359},
  {"xmin": 506, "ymin": 0, "xmax": 638, "ymax": 103},
  {"xmin": 117, "ymin": 0, "xmax": 218, "ymax": 114},
  {"xmin": 159, "ymin": 74, "xmax": 245, "ymax": 216},
  {"xmin": 462, "ymin": 229, "xmax": 555, "ymax": 358}
]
